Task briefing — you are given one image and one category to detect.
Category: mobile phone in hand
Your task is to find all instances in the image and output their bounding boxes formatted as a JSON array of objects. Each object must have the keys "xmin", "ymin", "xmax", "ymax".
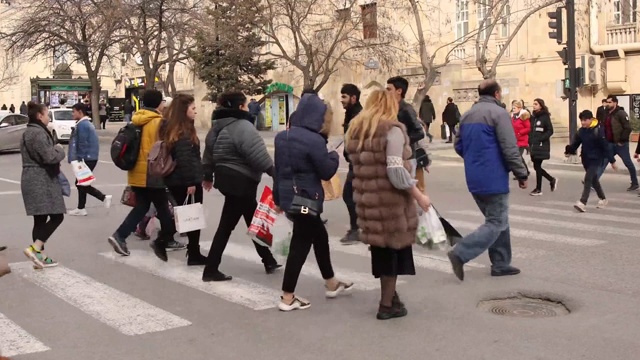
[{"xmin": 328, "ymin": 139, "xmax": 344, "ymax": 152}]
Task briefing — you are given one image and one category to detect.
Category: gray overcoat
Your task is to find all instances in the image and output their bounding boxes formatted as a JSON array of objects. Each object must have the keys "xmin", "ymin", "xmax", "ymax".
[{"xmin": 20, "ymin": 123, "xmax": 66, "ymax": 216}]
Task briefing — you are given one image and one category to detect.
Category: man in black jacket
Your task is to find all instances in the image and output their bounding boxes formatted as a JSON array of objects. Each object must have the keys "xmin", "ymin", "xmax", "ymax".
[
  {"xmin": 596, "ymin": 98, "xmax": 607, "ymax": 124},
  {"xmin": 339, "ymin": 83, "xmax": 362, "ymax": 245},
  {"xmin": 386, "ymin": 76, "xmax": 427, "ymax": 191}
]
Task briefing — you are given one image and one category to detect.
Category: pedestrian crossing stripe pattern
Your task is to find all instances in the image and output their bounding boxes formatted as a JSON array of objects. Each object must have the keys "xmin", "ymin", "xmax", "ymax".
[
  {"xmin": 0, "ymin": 312, "xmax": 50, "ymax": 357},
  {"xmin": 3, "ymin": 198, "xmax": 635, "ymax": 356},
  {"xmin": 10, "ymin": 262, "xmax": 192, "ymax": 336}
]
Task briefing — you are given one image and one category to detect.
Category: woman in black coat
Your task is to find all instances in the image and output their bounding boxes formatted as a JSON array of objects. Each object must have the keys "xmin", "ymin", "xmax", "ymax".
[
  {"xmin": 529, "ymin": 98, "xmax": 558, "ymax": 196},
  {"xmin": 160, "ymin": 94, "xmax": 207, "ymax": 265}
]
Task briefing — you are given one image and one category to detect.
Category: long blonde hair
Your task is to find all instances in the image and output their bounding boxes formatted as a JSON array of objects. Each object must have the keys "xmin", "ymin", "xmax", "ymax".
[{"xmin": 346, "ymin": 90, "xmax": 399, "ymax": 151}]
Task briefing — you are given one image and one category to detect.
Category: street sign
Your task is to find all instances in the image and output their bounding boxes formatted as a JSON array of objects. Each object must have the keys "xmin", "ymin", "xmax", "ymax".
[{"xmin": 364, "ymin": 58, "xmax": 379, "ymax": 70}]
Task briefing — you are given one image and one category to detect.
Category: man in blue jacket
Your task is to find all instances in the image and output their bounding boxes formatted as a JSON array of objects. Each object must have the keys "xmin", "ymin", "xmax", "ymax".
[
  {"xmin": 68, "ymin": 103, "xmax": 112, "ymax": 216},
  {"xmin": 447, "ymin": 80, "xmax": 528, "ymax": 281}
]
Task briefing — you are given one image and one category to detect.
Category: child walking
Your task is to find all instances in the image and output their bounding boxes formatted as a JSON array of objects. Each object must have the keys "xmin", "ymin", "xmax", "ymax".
[{"xmin": 565, "ymin": 110, "xmax": 617, "ymax": 212}]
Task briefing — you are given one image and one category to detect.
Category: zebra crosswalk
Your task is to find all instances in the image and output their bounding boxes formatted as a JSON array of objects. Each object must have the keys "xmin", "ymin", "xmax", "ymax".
[{"xmin": 0, "ymin": 197, "xmax": 635, "ymax": 357}]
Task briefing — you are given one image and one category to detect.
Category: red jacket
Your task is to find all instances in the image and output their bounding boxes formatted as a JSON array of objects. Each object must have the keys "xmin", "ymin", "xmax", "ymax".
[{"xmin": 512, "ymin": 116, "xmax": 531, "ymax": 148}]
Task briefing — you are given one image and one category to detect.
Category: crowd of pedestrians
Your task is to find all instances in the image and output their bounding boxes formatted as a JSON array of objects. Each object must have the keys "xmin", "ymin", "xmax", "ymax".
[{"xmin": 14, "ymin": 75, "xmax": 639, "ymax": 323}]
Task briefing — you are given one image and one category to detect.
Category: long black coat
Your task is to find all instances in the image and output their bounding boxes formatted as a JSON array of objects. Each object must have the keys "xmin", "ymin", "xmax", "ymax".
[{"xmin": 529, "ymin": 111, "xmax": 554, "ymax": 160}]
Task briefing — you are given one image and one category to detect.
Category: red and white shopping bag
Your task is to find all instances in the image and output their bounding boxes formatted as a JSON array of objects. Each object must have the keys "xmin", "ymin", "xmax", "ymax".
[
  {"xmin": 71, "ymin": 160, "xmax": 96, "ymax": 186},
  {"xmin": 247, "ymin": 186, "xmax": 278, "ymax": 247}
]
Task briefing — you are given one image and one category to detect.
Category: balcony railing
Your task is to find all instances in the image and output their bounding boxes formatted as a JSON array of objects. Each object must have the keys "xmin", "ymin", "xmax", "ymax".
[
  {"xmin": 606, "ymin": 23, "xmax": 638, "ymax": 45},
  {"xmin": 496, "ymin": 40, "xmax": 510, "ymax": 57}
]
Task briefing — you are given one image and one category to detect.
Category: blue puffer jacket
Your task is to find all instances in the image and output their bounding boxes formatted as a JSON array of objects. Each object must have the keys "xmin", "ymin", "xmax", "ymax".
[
  {"xmin": 455, "ymin": 95, "xmax": 528, "ymax": 195},
  {"xmin": 68, "ymin": 117, "xmax": 99, "ymax": 163},
  {"xmin": 273, "ymin": 94, "xmax": 339, "ymax": 214}
]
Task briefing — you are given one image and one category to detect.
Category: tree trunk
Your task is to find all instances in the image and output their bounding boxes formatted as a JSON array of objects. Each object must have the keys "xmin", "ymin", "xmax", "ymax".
[
  {"xmin": 89, "ymin": 77, "xmax": 102, "ymax": 128},
  {"xmin": 166, "ymin": 62, "xmax": 177, "ymax": 96},
  {"xmin": 411, "ymin": 69, "xmax": 438, "ymax": 106},
  {"xmin": 145, "ymin": 70, "xmax": 157, "ymax": 91}
]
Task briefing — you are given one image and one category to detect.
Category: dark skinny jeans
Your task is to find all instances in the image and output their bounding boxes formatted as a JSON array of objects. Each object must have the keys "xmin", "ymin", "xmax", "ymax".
[
  {"xmin": 204, "ymin": 195, "xmax": 277, "ymax": 273},
  {"xmin": 76, "ymin": 160, "xmax": 105, "ymax": 209},
  {"xmin": 532, "ymin": 159, "xmax": 553, "ymax": 190},
  {"xmin": 343, "ymin": 164, "xmax": 358, "ymax": 230},
  {"xmin": 282, "ymin": 214, "xmax": 335, "ymax": 293},
  {"xmin": 581, "ymin": 162, "xmax": 606, "ymax": 204},
  {"xmin": 33, "ymin": 214, "xmax": 64, "ymax": 245}
]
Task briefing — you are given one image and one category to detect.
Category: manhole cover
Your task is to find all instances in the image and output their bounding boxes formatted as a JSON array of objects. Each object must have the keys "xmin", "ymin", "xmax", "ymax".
[{"xmin": 477, "ymin": 296, "xmax": 570, "ymax": 318}]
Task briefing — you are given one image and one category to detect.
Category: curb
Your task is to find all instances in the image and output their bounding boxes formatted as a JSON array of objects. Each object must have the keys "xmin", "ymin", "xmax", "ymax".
[{"xmin": 430, "ymin": 154, "xmax": 640, "ymax": 176}]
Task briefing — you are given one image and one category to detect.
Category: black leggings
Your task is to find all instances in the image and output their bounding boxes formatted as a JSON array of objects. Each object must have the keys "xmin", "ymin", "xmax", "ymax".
[
  {"xmin": 282, "ymin": 215, "xmax": 335, "ymax": 293},
  {"xmin": 76, "ymin": 160, "xmax": 105, "ymax": 209},
  {"xmin": 32, "ymin": 214, "xmax": 64, "ymax": 243},
  {"xmin": 168, "ymin": 185, "xmax": 203, "ymax": 250},
  {"xmin": 532, "ymin": 159, "xmax": 553, "ymax": 190}
]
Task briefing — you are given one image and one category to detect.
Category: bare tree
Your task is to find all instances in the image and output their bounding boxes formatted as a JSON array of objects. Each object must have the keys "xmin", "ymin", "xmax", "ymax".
[
  {"xmin": 121, "ymin": 0, "xmax": 200, "ymax": 92},
  {"xmin": 0, "ymin": 50, "xmax": 21, "ymax": 93},
  {"xmin": 0, "ymin": 0, "xmax": 123, "ymax": 126},
  {"xmin": 474, "ymin": 0, "xmax": 562, "ymax": 79},
  {"xmin": 408, "ymin": 0, "xmax": 484, "ymax": 105},
  {"xmin": 259, "ymin": 0, "xmax": 405, "ymax": 92}
]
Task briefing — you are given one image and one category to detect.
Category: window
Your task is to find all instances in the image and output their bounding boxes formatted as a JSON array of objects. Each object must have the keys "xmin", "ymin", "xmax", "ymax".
[
  {"xmin": 14, "ymin": 115, "xmax": 27, "ymax": 125},
  {"xmin": 361, "ymin": 2, "xmax": 378, "ymax": 39},
  {"xmin": 477, "ymin": 1, "xmax": 491, "ymax": 41},
  {"xmin": 613, "ymin": 0, "xmax": 637, "ymax": 24},
  {"xmin": 0, "ymin": 117, "xmax": 15, "ymax": 127},
  {"xmin": 336, "ymin": 8, "xmax": 351, "ymax": 21},
  {"xmin": 499, "ymin": 4, "xmax": 510, "ymax": 38},
  {"xmin": 455, "ymin": 0, "xmax": 469, "ymax": 41}
]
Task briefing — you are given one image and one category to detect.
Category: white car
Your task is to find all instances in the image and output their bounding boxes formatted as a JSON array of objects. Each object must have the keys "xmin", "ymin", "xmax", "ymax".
[{"xmin": 48, "ymin": 108, "xmax": 75, "ymax": 143}]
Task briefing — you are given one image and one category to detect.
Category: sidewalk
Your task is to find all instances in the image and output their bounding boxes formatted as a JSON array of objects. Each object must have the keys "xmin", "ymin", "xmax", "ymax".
[{"xmin": 428, "ymin": 137, "xmax": 640, "ymax": 176}]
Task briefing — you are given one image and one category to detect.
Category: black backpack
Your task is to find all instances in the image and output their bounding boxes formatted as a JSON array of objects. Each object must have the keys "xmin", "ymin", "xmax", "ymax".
[{"xmin": 110, "ymin": 123, "xmax": 142, "ymax": 170}]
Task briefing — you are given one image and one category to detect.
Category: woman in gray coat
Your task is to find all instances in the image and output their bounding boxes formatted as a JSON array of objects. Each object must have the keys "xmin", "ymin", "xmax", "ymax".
[{"xmin": 21, "ymin": 102, "xmax": 66, "ymax": 269}]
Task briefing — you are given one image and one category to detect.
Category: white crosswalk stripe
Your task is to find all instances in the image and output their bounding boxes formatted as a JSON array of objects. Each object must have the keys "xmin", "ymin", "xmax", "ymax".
[
  {"xmin": 10, "ymin": 262, "xmax": 191, "ymax": 336},
  {"xmin": 99, "ymin": 251, "xmax": 282, "ymax": 310},
  {"xmin": 446, "ymin": 217, "xmax": 606, "ymax": 246},
  {"xmin": 4, "ymin": 194, "xmax": 633, "ymax": 356},
  {"xmin": 510, "ymin": 204, "xmax": 637, "ymax": 225},
  {"xmin": 0, "ymin": 312, "xmax": 50, "ymax": 357},
  {"xmin": 199, "ymin": 241, "xmax": 388, "ymax": 290},
  {"xmin": 541, "ymin": 200, "xmax": 640, "ymax": 215}
]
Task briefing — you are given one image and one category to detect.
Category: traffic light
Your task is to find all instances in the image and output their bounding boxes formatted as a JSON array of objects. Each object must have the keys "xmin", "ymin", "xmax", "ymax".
[
  {"xmin": 556, "ymin": 47, "xmax": 568, "ymax": 65},
  {"xmin": 548, "ymin": 7, "xmax": 563, "ymax": 45}
]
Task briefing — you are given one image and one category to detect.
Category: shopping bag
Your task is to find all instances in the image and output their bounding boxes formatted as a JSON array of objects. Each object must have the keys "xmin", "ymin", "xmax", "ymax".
[
  {"xmin": 248, "ymin": 186, "xmax": 278, "ymax": 247},
  {"xmin": 120, "ymin": 186, "xmax": 136, "ymax": 207},
  {"xmin": 0, "ymin": 250, "xmax": 11, "ymax": 278},
  {"xmin": 58, "ymin": 172, "xmax": 71, "ymax": 197},
  {"xmin": 416, "ymin": 207, "xmax": 448, "ymax": 250},
  {"xmin": 71, "ymin": 160, "xmax": 95, "ymax": 186},
  {"xmin": 439, "ymin": 215, "xmax": 462, "ymax": 247},
  {"xmin": 173, "ymin": 194, "xmax": 206, "ymax": 233},
  {"xmin": 322, "ymin": 175, "xmax": 342, "ymax": 201},
  {"xmin": 271, "ymin": 215, "xmax": 292, "ymax": 260}
]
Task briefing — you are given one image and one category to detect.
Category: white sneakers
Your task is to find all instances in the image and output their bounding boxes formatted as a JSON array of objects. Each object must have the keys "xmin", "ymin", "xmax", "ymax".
[
  {"xmin": 68, "ymin": 195, "xmax": 112, "ymax": 216},
  {"xmin": 279, "ymin": 281, "xmax": 354, "ymax": 312},
  {"xmin": 68, "ymin": 208, "xmax": 88, "ymax": 216},
  {"xmin": 104, "ymin": 195, "xmax": 112, "ymax": 209},
  {"xmin": 574, "ymin": 199, "xmax": 608, "ymax": 213}
]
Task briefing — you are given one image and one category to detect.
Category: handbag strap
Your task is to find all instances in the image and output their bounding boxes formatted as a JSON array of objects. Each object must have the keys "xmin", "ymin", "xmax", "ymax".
[
  {"xmin": 285, "ymin": 130, "xmax": 300, "ymax": 194},
  {"xmin": 183, "ymin": 193, "xmax": 195, "ymax": 205}
]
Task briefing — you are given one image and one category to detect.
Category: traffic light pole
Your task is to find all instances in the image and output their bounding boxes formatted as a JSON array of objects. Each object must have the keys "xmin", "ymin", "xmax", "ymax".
[{"xmin": 566, "ymin": 0, "xmax": 577, "ymax": 140}]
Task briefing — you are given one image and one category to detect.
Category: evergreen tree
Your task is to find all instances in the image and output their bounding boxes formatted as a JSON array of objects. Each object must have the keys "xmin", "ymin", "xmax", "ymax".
[{"xmin": 191, "ymin": 1, "xmax": 275, "ymax": 101}]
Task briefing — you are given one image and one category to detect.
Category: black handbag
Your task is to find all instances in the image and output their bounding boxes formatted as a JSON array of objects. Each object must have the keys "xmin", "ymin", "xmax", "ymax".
[{"xmin": 286, "ymin": 130, "xmax": 321, "ymax": 217}]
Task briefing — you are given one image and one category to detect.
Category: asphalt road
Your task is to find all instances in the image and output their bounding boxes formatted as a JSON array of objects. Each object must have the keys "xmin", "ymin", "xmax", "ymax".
[{"xmin": 0, "ymin": 142, "xmax": 639, "ymax": 359}]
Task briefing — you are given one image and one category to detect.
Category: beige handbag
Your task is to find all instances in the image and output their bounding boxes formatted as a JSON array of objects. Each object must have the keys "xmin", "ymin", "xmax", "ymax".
[
  {"xmin": 322, "ymin": 175, "xmax": 342, "ymax": 201},
  {"xmin": 0, "ymin": 247, "xmax": 11, "ymax": 278}
]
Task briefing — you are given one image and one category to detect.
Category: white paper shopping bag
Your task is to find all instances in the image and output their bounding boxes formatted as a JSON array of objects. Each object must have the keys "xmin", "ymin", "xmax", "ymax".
[
  {"xmin": 174, "ymin": 194, "xmax": 206, "ymax": 233},
  {"xmin": 71, "ymin": 160, "xmax": 95, "ymax": 186}
]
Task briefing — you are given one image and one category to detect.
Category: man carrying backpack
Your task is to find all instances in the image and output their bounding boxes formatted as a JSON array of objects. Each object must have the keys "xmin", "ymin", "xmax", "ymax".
[{"xmin": 108, "ymin": 90, "xmax": 184, "ymax": 261}]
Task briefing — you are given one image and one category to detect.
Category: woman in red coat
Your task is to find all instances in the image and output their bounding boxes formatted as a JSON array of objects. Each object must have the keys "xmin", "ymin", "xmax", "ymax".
[{"xmin": 513, "ymin": 109, "xmax": 531, "ymax": 176}]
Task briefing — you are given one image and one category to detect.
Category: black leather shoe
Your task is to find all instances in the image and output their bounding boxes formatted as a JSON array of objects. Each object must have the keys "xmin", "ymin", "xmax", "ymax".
[
  {"xmin": 491, "ymin": 266, "xmax": 521, "ymax": 277},
  {"xmin": 447, "ymin": 251, "xmax": 464, "ymax": 281},
  {"xmin": 0, "ymin": 246, "xmax": 6, "ymax": 252},
  {"xmin": 265, "ymin": 264, "xmax": 283, "ymax": 274},
  {"xmin": 202, "ymin": 270, "xmax": 232, "ymax": 282}
]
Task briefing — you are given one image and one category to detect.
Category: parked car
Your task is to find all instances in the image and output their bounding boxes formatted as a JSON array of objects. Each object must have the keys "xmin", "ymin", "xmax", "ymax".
[
  {"xmin": 48, "ymin": 107, "xmax": 75, "ymax": 143},
  {"xmin": 0, "ymin": 112, "xmax": 28, "ymax": 152}
]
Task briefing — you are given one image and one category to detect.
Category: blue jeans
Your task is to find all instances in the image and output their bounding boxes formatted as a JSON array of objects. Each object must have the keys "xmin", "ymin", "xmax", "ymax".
[
  {"xmin": 452, "ymin": 193, "xmax": 512, "ymax": 270},
  {"xmin": 597, "ymin": 142, "xmax": 637, "ymax": 185}
]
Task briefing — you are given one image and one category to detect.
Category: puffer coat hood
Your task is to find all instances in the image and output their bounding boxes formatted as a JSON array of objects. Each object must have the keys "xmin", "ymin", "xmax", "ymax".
[{"xmin": 289, "ymin": 94, "xmax": 327, "ymax": 133}]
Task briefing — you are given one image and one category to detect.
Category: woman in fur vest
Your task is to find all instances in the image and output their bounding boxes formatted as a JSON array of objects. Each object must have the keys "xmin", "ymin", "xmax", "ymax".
[{"xmin": 346, "ymin": 90, "xmax": 431, "ymax": 320}]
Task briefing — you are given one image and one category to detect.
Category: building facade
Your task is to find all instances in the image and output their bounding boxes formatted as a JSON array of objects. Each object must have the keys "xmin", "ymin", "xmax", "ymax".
[{"xmin": 268, "ymin": 0, "xmax": 640, "ymax": 138}]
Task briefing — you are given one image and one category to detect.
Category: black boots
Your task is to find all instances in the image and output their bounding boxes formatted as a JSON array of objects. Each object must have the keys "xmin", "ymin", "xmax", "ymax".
[{"xmin": 186, "ymin": 246, "xmax": 207, "ymax": 266}]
